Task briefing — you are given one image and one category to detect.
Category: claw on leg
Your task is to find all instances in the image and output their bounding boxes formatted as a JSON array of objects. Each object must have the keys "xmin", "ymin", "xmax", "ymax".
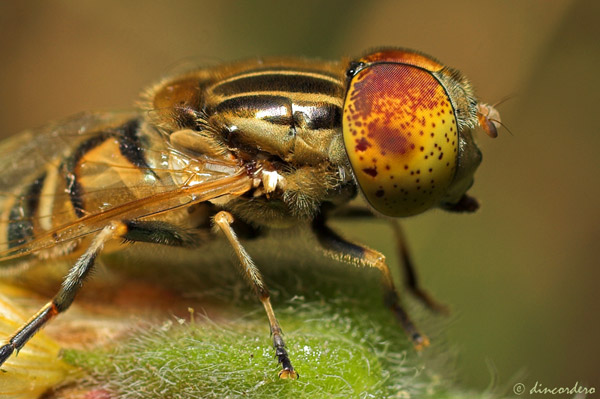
[
  {"xmin": 273, "ymin": 333, "xmax": 298, "ymax": 379},
  {"xmin": 278, "ymin": 368, "xmax": 299, "ymax": 379},
  {"xmin": 412, "ymin": 334, "xmax": 430, "ymax": 351}
]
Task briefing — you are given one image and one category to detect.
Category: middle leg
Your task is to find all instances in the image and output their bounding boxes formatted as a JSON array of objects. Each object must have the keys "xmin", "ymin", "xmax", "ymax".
[{"xmin": 213, "ymin": 211, "xmax": 298, "ymax": 379}]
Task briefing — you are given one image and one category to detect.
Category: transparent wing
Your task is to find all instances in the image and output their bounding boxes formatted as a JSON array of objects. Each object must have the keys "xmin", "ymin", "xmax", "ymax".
[
  {"xmin": 0, "ymin": 112, "xmax": 136, "ymax": 189},
  {"xmin": 0, "ymin": 111, "xmax": 253, "ymax": 263}
]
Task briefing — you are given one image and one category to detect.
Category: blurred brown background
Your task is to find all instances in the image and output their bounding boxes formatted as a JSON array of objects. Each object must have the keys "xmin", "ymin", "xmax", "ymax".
[{"xmin": 0, "ymin": 0, "xmax": 598, "ymax": 394}]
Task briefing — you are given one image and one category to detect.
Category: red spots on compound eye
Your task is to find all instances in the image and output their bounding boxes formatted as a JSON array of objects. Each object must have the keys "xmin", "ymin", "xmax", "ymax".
[
  {"xmin": 362, "ymin": 167, "xmax": 378, "ymax": 177},
  {"xmin": 355, "ymin": 137, "xmax": 371, "ymax": 152},
  {"xmin": 368, "ymin": 122, "xmax": 411, "ymax": 155},
  {"xmin": 349, "ymin": 65, "xmax": 441, "ymax": 121}
]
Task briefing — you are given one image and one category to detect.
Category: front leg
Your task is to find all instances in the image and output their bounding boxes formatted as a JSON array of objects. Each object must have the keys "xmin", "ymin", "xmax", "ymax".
[
  {"xmin": 330, "ymin": 205, "xmax": 447, "ymax": 313},
  {"xmin": 213, "ymin": 211, "xmax": 298, "ymax": 379},
  {"xmin": 312, "ymin": 215, "xmax": 430, "ymax": 350}
]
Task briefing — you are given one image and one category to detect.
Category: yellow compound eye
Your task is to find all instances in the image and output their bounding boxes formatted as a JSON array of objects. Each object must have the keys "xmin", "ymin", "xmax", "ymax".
[{"xmin": 343, "ymin": 50, "xmax": 459, "ymax": 217}]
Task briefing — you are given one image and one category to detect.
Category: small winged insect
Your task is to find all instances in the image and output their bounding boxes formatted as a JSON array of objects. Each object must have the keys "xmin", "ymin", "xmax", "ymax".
[{"xmin": 0, "ymin": 48, "xmax": 499, "ymax": 379}]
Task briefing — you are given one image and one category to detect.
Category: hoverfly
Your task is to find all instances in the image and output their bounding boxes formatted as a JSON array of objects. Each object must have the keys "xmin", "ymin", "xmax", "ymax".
[{"xmin": 0, "ymin": 48, "xmax": 499, "ymax": 379}]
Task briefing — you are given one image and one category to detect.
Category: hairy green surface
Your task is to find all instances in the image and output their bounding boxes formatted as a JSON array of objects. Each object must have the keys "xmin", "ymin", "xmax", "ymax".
[
  {"xmin": 63, "ymin": 297, "xmax": 499, "ymax": 399},
  {"xmin": 61, "ymin": 234, "xmax": 506, "ymax": 398}
]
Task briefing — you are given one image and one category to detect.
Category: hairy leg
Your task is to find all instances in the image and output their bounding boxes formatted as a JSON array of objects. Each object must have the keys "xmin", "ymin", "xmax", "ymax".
[
  {"xmin": 213, "ymin": 211, "xmax": 298, "ymax": 379},
  {"xmin": 0, "ymin": 221, "xmax": 128, "ymax": 366}
]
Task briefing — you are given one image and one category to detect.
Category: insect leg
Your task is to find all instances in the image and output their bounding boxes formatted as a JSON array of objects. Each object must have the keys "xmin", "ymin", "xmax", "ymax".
[
  {"xmin": 330, "ymin": 205, "xmax": 447, "ymax": 313},
  {"xmin": 0, "ymin": 221, "xmax": 128, "ymax": 367},
  {"xmin": 312, "ymin": 214, "xmax": 430, "ymax": 350},
  {"xmin": 213, "ymin": 211, "xmax": 298, "ymax": 379},
  {"xmin": 121, "ymin": 220, "xmax": 200, "ymax": 247},
  {"xmin": 389, "ymin": 221, "xmax": 449, "ymax": 314}
]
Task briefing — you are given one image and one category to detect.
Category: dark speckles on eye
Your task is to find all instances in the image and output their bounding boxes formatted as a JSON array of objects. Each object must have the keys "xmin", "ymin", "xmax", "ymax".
[
  {"xmin": 375, "ymin": 189, "xmax": 385, "ymax": 197},
  {"xmin": 355, "ymin": 137, "xmax": 371, "ymax": 152},
  {"xmin": 362, "ymin": 167, "xmax": 378, "ymax": 177}
]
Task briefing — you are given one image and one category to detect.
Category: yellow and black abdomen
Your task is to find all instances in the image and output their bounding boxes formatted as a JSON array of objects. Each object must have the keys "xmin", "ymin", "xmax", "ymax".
[{"xmin": 0, "ymin": 113, "xmax": 184, "ymax": 263}]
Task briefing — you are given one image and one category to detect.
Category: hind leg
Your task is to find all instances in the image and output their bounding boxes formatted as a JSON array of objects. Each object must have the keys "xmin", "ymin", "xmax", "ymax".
[{"xmin": 0, "ymin": 221, "xmax": 128, "ymax": 366}]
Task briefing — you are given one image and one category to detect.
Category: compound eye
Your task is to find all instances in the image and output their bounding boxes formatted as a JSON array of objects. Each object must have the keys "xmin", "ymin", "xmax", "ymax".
[{"xmin": 343, "ymin": 61, "xmax": 459, "ymax": 216}]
